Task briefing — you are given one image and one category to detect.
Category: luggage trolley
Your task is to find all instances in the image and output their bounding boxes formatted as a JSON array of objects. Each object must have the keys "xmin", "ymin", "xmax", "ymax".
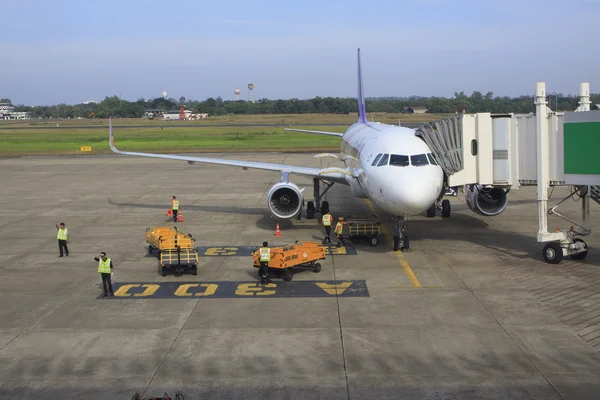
[
  {"xmin": 346, "ymin": 214, "xmax": 381, "ymax": 246},
  {"xmin": 145, "ymin": 227, "xmax": 199, "ymax": 277},
  {"xmin": 252, "ymin": 241, "xmax": 326, "ymax": 281}
]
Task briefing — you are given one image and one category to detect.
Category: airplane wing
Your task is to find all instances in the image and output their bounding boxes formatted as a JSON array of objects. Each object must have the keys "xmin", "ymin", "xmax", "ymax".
[
  {"xmin": 108, "ymin": 118, "xmax": 351, "ymax": 184},
  {"xmin": 284, "ymin": 128, "xmax": 344, "ymax": 137}
]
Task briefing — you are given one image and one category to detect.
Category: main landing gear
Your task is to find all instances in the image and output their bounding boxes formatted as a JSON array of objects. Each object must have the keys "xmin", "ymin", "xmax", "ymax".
[
  {"xmin": 393, "ymin": 216, "xmax": 410, "ymax": 252},
  {"xmin": 306, "ymin": 178, "xmax": 335, "ymax": 219},
  {"xmin": 426, "ymin": 198, "xmax": 451, "ymax": 218}
]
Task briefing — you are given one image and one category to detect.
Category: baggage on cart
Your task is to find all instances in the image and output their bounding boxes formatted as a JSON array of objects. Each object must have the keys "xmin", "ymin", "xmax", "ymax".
[
  {"xmin": 346, "ymin": 214, "xmax": 381, "ymax": 246},
  {"xmin": 252, "ymin": 240, "xmax": 326, "ymax": 281},
  {"xmin": 145, "ymin": 227, "xmax": 198, "ymax": 277}
]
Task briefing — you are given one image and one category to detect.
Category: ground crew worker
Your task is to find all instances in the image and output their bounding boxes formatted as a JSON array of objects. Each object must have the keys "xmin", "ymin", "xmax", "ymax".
[
  {"xmin": 322, "ymin": 211, "xmax": 333, "ymax": 244},
  {"xmin": 335, "ymin": 217, "xmax": 347, "ymax": 247},
  {"xmin": 94, "ymin": 252, "xmax": 114, "ymax": 297},
  {"xmin": 171, "ymin": 196, "xmax": 180, "ymax": 222},
  {"xmin": 258, "ymin": 241, "xmax": 271, "ymax": 284},
  {"xmin": 55, "ymin": 222, "xmax": 69, "ymax": 257}
]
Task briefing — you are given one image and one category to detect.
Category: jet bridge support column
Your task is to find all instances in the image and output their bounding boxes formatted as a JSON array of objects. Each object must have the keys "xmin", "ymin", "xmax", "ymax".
[{"xmin": 535, "ymin": 82, "xmax": 592, "ymax": 264}]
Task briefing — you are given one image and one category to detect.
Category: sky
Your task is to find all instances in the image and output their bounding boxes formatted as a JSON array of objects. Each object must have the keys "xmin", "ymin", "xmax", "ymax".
[{"xmin": 1, "ymin": 0, "xmax": 599, "ymax": 105}]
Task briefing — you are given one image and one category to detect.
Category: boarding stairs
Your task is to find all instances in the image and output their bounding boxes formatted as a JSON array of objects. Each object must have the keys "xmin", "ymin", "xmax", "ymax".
[{"xmin": 591, "ymin": 186, "xmax": 600, "ymax": 205}]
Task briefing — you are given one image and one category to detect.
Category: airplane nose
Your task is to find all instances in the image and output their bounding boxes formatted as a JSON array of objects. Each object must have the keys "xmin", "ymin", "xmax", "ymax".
[{"xmin": 394, "ymin": 173, "xmax": 440, "ymax": 214}]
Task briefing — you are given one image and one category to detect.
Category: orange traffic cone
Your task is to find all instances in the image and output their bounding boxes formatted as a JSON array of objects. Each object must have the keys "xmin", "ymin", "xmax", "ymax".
[
  {"xmin": 177, "ymin": 210, "xmax": 183, "ymax": 222},
  {"xmin": 275, "ymin": 223, "xmax": 280, "ymax": 237},
  {"xmin": 166, "ymin": 209, "xmax": 173, "ymax": 216}
]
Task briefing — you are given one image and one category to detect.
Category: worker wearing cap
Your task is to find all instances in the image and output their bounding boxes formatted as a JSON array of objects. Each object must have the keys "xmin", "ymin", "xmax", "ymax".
[
  {"xmin": 321, "ymin": 211, "xmax": 333, "ymax": 244},
  {"xmin": 94, "ymin": 252, "xmax": 114, "ymax": 297},
  {"xmin": 55, "ymin": 222, "xmax": 69, "ymax": 257},
  {"xmin": 171, "ymin": 196, "xmax": 180, "ymax": 223},
  {"xmin": 335, "ymin": 217, "xmax": 347, "ymax": 247},
  {"xmin": 258, "ymin": 241, "xmax": 271, "ymax": 284}
]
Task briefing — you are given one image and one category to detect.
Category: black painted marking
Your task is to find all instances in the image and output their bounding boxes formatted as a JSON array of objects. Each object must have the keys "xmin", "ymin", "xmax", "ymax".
[
  {"xmin": 196, "ymin": 245, "xmax": 357, "ymax": 257},
  {"xmin": 96, "ymin": 280, "xmax": 369, "ymax": 299}
]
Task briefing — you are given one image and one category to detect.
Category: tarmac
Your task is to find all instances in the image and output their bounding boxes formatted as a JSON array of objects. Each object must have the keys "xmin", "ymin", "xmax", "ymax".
[{"xmin": 1, "ymin": 153, "xmax": 600, "ymax": 399}]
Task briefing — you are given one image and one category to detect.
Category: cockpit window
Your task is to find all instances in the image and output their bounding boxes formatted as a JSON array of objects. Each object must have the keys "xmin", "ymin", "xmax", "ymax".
[
  {"xmin": 371, "ymin": 153, "xmax": 383, "ymax": 166},
  {"xmin": 377, "ymin": 153, "xmax": 389, "ymax": 166},
  {"xmin": 389, "ymin": 154, "xmax": 409, "ymax": 167},
  {"xmin": 411, "ymin": 154, "xmax": 429, "ymax": 166},
  {"xmin": 427, "ymin": 153, "xmax": 438, "ymax": 166}
]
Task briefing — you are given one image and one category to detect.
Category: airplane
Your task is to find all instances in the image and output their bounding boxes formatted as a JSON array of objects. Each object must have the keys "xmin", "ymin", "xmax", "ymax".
[{"xmin": 109, "ymin": 48, "xmax": 510, "ymax": 251}]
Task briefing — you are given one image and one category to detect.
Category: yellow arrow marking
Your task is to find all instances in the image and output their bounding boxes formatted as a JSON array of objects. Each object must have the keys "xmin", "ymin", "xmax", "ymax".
[{"xmin": 315, "ymin": 282, "xmax": 352, "ymax": 295}]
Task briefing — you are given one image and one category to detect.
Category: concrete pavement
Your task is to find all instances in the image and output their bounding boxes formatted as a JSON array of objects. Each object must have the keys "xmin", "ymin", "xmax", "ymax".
[{"xmin": 0, "ymin": 154, "xmax": 599, "ymax": 399}]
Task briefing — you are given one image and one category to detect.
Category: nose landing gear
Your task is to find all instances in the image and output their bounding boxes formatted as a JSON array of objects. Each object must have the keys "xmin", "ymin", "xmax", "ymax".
[{"xmin": 393, "ymin": 216, "xmax": 410, "ymax": 252}]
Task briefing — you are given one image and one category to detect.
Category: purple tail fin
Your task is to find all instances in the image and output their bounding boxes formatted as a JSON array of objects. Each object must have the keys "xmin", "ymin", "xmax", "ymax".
[{"xmin": 357, "ymin": 48, "xmax": 367, "ymax": 123}]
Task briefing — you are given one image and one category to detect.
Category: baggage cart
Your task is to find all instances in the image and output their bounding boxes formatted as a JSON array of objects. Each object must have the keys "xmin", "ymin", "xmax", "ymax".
[
  {"xmin": 346, "ymin": 214, "xmax": 381, "ymax": 246},
  {"xmin": 252, "ymin": 240, "xmax": 326, "ymax": 281},
  {"xmin": 145, "ymin": 227, "xmax": 199, "ymax": 277}
]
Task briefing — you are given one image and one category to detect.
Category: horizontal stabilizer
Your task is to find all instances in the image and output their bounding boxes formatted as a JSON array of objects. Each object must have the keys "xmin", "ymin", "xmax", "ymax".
[{"xmin": 284, "ymin": 128, "xmax": 344, "ymax": 137}]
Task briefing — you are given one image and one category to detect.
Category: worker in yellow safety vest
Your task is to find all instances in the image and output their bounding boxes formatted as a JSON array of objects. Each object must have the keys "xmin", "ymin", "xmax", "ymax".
[
  {"xmin": 321, "ymin": 211, "xmax": 333, "ymax": 244},
  {"xmin": 94, "ymin": 252, "xmax": 114, "ymax": 297},
  {"xmin": 258, "ymin": 241, "xmax": 271, "ymax": 284},
  {"xmin": 55, "ymin": 222, "xmax": 69, "ymax": 257},
  {"xmin": 171, "ymin": 196, "xmax": 180, "ymax": 222},
  {"xmin": 335, "ymin": 217, "xmax": 347, "ymax": 247}
]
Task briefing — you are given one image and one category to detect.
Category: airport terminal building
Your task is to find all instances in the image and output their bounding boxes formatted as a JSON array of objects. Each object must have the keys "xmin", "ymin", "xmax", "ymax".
[{"xmin": 0, "ymin": 103, "xmax": 30, "ymax": 120}]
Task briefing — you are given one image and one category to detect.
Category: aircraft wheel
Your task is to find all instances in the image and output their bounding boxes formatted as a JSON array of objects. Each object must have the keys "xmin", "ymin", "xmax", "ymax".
[
  {"xmin": 442, "ymin": 200, "xmax": 451, "ymax": 218},
  {"xmin": 426, "ymin": 204, "xmax": 436, "ymax": 218},
  {"xmin": 393, "ymin": 235, "xmax": 400, "ymax": 251}
]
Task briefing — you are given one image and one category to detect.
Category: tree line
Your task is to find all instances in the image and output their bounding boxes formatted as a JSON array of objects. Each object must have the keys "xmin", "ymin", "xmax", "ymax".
[{"xmin": 2, "ymin": 91, "xmax": 599, "ymax": 119}]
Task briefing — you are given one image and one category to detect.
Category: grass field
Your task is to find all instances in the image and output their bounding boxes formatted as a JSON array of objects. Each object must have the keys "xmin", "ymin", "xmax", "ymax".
[{"xmin": 0, "ymin": 113, "xmax": 450, "ymax": 156}]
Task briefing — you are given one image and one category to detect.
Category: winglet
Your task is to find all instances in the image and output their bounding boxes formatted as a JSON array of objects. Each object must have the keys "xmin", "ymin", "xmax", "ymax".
[
  {"xmin": 357, "ymin": 48, "xmax": 367, "ymax": 123},
  {"xmin": 109, "ymin": 117, "xmax": 120, "ymax": 154}
]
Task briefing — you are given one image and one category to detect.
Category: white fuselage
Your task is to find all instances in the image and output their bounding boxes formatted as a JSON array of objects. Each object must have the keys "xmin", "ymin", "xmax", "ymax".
[{"xmin": 339, "ymin": 121, "xmax": 444, "ymax": 217}]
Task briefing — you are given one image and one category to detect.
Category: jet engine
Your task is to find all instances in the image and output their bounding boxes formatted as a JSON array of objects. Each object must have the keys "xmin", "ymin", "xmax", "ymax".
[
  {"xmin": 465, "ymin": 184, "xmax": 509, "ymax": 216},
  {"xmin": 267, "ymin": 182, "xmax": 304, "ymax": 219}
]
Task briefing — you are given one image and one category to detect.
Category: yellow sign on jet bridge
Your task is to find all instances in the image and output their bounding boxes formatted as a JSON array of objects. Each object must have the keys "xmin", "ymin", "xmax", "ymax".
[{"xmin": 80, "ymin": 146, "xmax": 92, "ymax": 152}]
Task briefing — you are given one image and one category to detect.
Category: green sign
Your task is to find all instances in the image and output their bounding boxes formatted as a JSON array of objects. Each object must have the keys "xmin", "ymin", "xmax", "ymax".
[{"xmin": 564, "ymin": 112, "xmax": 600, "ymax": 175}]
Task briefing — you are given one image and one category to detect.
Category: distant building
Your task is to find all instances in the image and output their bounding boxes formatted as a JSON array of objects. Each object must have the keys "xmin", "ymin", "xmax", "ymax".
[
  {"xmin": 83, "ymin": 100, "xmax": 98, "ymax": 105},
  {"xmin": 0, "ymin": 103, "xmax": 30, "ymax": 120},
  {"xmin": 403, "ymin": 106, "xmax": 428, "ymax": 114}
]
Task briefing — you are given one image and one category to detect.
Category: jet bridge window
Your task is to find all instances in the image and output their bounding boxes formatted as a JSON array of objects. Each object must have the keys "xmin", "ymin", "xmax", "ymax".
[
  {"xmin": 389, "ymin": 154, "xmax": 409, "ymax": 167},
  {"xmin": 377, "ymin": 153, "xmax": 389, "ymax": 166},
  {"xmin": 410, "ymin": 154, "xmax": 429, "ymax": 166},
  {"xmin": 371, "ymin": 153, "xmax": 383, "ymax": 166},
  {"xmin": 427, "ymin": 153, "xmax": 438, "ymax": 166}
]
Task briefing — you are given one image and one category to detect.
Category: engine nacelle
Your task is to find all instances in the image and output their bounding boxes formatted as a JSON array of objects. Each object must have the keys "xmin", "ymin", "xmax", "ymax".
[
  {"xmin": 465, "ymin": 184, "xmax": 509, "ymax": 216},
  {"xmin": 267, "ymin": 182, "xmax": 304, "ymax": 219}
]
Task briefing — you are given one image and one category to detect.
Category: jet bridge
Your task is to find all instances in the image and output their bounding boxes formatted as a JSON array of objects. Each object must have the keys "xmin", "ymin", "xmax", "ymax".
[{"xmin": 417, "ymin": 82, "xmax": 600, "ymax": 264}]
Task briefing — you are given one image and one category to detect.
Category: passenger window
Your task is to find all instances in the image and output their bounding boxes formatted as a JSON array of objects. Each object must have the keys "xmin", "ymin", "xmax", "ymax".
[
  {"xmin": 427, "ymin": 153, "xmax": 438, "ymax": 166},
  {"xmin": 471, "ymin": 139, "xmax": 478, "ymax": 156},
  {"xmin": 377, "ymin": 154, "xmax": 389, "ymax": 166},
  {"xmin": 410, "ymin": 154, "xmax": 429, "ymax": 166},
  {"xmin": 371, "ymin": 153, "xmax": 382, "ymax": 166},
  {"xmin": 389, "ymin": 154, "xmax": 409, "ymax": 167}
]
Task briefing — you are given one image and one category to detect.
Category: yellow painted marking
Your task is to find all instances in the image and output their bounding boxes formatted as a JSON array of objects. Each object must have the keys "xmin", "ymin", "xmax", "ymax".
[
  {"xmin": 204, "ymin": 247, "xmax": 238, "ymax": 256},
  {"xmin": 80, "ymin": 146, "xmax": 92, "ymax": 152},
  {"xmin": 327, "ymin": 247, "xmax": 347, "ymax": 255},
  {"xmin": 114, "ymin": 283, "xmax": 160, "ymax": 297},
  {"xmin": 315, "ymin": 282, "xmax": 352, "ymax": 295},
  {"xmin": 364, "ymin": 200, "xmax": 422, "ymax": 288},
  {"xmin": 235, "ymin": 283, "xmax": 276, "ymax": 296},
  {"xmin": 174, "ymin": 283, "xmax": 218, "ymax": 297}
]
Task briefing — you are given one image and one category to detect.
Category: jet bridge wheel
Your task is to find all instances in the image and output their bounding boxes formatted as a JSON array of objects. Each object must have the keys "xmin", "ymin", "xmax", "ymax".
[
  {"xmin": 569, "ymin": 239, "xmax": 588, "ymax": 261},
  {"xmin": 543, "ymin": 242, "xmax": 563, "ymax": 264},
  {"xmin": 441, "ymin": 200, "xmax": 451, "ymax": 218}
]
